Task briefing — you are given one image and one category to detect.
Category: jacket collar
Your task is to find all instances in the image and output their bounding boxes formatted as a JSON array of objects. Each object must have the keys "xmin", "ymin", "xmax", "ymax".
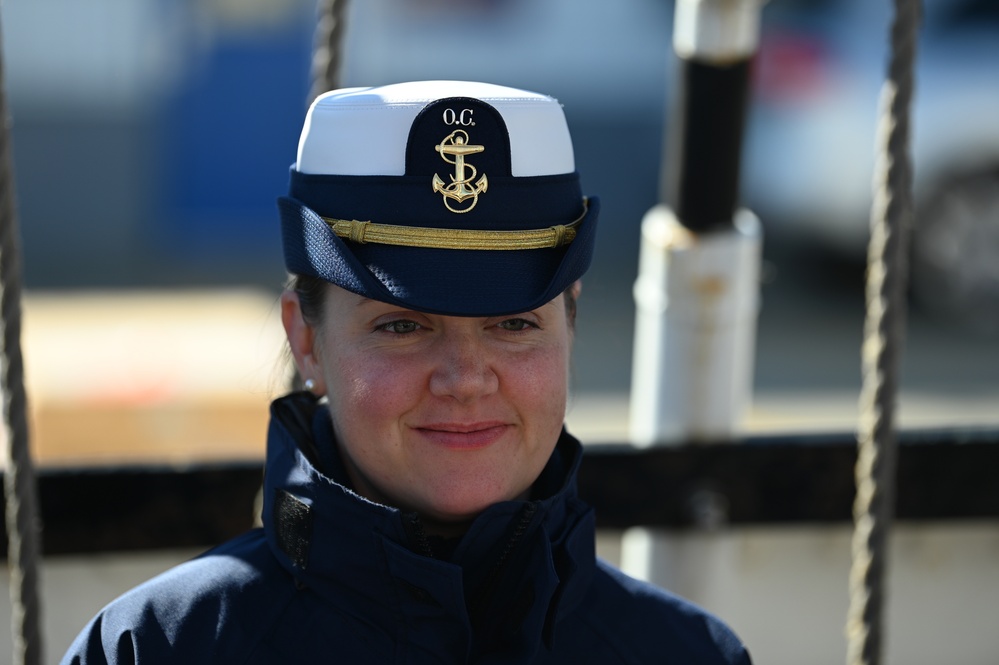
[{"xmin": 261, "ymin": 392, "xmax": 596, "ymax": 661}]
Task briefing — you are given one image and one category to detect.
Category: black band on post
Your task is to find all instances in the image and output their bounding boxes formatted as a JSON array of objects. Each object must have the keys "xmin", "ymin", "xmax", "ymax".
[{"xmin": 663, "ymin": 57, "xmax": 753, "ymax": 233}]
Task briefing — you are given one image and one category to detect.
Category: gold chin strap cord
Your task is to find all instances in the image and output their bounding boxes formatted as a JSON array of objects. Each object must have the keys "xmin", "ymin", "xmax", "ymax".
[{"xmin": 323, "ymin": 199, "xmax": 588, "ymax": 251}]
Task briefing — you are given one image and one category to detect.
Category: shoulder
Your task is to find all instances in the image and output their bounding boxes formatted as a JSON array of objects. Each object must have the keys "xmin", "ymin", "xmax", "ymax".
[
  {"xmin": 61, "ymin": 529, "xmax": 295, "ymax": 665},
  {"xmin": 561, "ymin": 560, "xmax": 751, "ymax": 665}
]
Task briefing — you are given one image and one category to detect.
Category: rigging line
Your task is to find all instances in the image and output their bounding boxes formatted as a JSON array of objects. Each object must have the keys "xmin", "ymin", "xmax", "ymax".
[
  {"xmin": 0, "ymin": 15, "xmax": 44, "ymax": 665},
  {"xmin": 289, "ymin": 0, "xmax": 351, "ymax": 398},
  {"xmin": 846, "ymin": 1, "xmax": 921, "ymax": 664},
  {"xmin": 309, "ymin": 0, "xmax": 351, "ymax": 107}
]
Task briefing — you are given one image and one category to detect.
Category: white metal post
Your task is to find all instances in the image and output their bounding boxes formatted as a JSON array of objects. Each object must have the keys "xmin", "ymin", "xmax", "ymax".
[
  {"xmin": 623, "ymin": 0, "xmax": 765, "ymax": 588},
  {"xmin": 630, "ymin": 206, "xmax": 761, "ymax": 445}
]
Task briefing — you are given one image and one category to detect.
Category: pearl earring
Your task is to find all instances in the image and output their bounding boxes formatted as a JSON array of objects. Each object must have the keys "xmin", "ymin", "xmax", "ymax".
[{"xmin": 304, "ymin": 378, "xmax": 316, "ymax": 392}]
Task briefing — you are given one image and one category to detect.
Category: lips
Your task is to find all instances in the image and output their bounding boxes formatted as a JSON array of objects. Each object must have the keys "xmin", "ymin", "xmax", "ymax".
[{"xmin": 413, "ymin": 422, "xmax": 510, "ymax": 449}]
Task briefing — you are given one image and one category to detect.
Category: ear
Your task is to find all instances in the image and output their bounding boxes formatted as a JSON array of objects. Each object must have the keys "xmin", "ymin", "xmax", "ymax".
[
  {"xmin": 280, "ymin": 290, "xmax": 327, "ymax": 394},
  {"xmin": 569, "ymin": 279, "xmax": 582, "ymax": 300}
]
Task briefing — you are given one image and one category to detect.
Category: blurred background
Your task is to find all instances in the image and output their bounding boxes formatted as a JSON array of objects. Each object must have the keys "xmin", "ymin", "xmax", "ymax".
[
  {"xmin": 2, "ymin": 1, "xmax": 998, "ymax": 662},
  {"xmin": 3, "ymin": 0, "xmax": 997, "ymax": 463}
]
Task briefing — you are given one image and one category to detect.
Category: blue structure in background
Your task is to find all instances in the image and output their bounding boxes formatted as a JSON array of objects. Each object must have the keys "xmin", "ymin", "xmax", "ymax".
[{"xmin": 154, "ymin": 16, "xmax": 313, "ymax": 259}]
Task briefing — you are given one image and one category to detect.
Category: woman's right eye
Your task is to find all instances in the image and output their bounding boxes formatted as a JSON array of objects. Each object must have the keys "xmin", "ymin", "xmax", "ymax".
[{"xmin": 378, "ymin": 320, "xmax": 420, "ymax": 334}]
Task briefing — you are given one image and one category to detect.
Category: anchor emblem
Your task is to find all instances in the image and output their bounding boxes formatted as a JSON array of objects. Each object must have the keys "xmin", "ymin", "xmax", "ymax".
[{"xmin": 432, "ymin": 130, "xmax": 488, "ymax": 213}]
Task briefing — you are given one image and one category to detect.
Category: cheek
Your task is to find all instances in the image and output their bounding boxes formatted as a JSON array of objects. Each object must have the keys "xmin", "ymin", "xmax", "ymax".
[
  {"xmin": 524, "ymin": 352, "xmax": 567, "ymax": 397},
  {"xmin": 505, "ymin": 343, "xmax": 571, "ymax": 424},
  {"xmin": 324, "ymin": 349, "xmax": 423, "ymax": 429}
]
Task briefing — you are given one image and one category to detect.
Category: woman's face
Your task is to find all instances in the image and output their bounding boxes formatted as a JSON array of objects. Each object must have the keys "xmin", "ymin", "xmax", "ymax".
[{"xmin": 282, "ymin": 284, "xmax": 573, "ymax": 529}]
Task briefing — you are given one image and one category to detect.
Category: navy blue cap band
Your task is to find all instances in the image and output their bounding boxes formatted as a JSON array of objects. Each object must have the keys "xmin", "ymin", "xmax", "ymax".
[
  {"xmin": 288, "ymin": 170, "xmax": 585, "ymax": 229},
  {"xmin": 279, "ymin": 194, "xmax": 599, "ymax": 316}
]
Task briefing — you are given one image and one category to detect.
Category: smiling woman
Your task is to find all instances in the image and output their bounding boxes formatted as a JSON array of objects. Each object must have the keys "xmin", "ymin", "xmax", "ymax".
[
  {"xmin": 283, "ymin": 282, "xmax": 573, "ymax": 531},
  {"xmin": 61, "ymin": 81, "xmax": 751, "ymax": 664}
]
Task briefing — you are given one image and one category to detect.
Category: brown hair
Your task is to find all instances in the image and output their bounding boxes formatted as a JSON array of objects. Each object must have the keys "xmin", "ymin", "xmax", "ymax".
[{"xmin": 291, "ymin": 273, "xmax": 329, "ymax": 327}]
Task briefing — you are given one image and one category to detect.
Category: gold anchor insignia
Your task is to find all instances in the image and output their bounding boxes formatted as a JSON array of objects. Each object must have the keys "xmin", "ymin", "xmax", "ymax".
[{"xmin": 432, "ymin": 130, "xmax": 488, "ymax": 213}]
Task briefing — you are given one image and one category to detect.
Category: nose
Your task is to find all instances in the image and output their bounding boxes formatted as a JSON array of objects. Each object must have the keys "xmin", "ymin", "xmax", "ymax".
[{"xmin": 428, "ymin": 330, "xmax": 499, "ymax": 402}]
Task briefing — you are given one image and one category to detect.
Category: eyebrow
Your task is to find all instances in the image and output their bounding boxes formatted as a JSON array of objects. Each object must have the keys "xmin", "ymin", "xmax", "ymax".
[{"xmin": 352, "ymin": 296, "xmax": 420, "ymax": 316}]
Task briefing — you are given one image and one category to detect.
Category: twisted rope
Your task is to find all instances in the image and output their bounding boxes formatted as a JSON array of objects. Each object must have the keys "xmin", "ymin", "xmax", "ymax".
[
  {"xmin": 308, "ymin": 0, "xmax": 350, "ymax": 106},
  {"xmin": 288, "ymin": 0, "xmax": 350, "ymax": 397},
  {"xmin": 0, "ymin": 18, "xmax": 44, "ymax": 665},
  {"xmin": 846, "ymin": 1, "xmax": 921, "ymax": 664}
]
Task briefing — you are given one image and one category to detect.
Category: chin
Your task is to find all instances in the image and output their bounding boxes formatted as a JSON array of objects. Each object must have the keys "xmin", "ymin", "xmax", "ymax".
[{"xmin": 422, "ymin": 481, "xmax": 526, "ymax": 523}]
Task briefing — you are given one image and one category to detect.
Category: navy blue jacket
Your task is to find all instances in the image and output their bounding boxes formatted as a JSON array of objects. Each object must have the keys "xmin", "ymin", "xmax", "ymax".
[{"xmin": 63, "ymin": 393, "xmax": 751, "ymax": 664}]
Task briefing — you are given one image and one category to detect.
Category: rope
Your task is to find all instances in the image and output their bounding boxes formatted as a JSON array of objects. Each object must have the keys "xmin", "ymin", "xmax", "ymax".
[
  {"xmin": 0, "ymin": 17, "xmax": 44, "ymax": 665},
  {"xmin": 288, "ymin": 0, "xmax": 351, "ymax": 395},
  {"xmin": 308, "ymin": 0, "xmax": 350, "ymax": 106},
  {"xmin": 846, "ymin": 1, "xmax": 920, "ymax": 664}
]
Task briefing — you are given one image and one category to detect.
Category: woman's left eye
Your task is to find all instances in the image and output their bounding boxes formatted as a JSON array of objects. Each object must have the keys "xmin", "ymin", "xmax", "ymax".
[{"xmin": 497, "ymin": 318, "xmax": 537, "ymax": 332}]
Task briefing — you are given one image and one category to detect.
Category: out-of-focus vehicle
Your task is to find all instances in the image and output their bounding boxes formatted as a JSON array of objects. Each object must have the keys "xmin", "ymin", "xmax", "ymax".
[{"xmin": 743, "ymin": 0, "xmax": 999, "ymax": 332}]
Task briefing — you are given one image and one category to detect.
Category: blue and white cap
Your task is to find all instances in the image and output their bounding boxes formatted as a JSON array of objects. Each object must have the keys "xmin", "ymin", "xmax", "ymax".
[{"xmin": 279, "ymin": 80, "xmax": 599, "ymax": 316}]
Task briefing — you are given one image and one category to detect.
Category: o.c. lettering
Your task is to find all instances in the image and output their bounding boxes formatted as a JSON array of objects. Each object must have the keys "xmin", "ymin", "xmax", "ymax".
[{"xmin": 442, "ymin": 108, "xmax": 475, "ymax": 126}]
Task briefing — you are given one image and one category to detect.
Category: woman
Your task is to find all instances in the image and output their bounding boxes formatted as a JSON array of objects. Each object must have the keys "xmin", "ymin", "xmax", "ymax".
[{"xmin": 63, "ymin": 81, "xmax": 751, "ymax": 664}]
